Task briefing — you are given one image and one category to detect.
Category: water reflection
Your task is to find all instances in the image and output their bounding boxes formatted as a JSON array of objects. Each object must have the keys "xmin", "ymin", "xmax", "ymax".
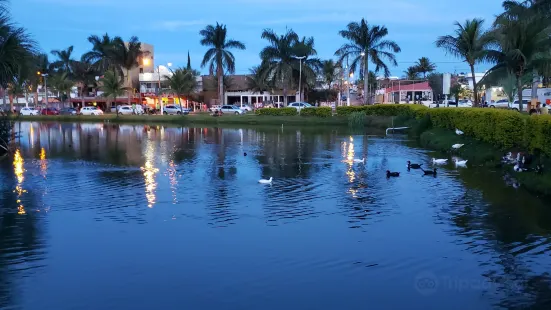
[
  {"xmin": 13, "ymin": 149, "xmax": 26, "ymax": 215},
  {"xmin": 0, "ymin": 123, "xmax": 551, "ymax": 309}
]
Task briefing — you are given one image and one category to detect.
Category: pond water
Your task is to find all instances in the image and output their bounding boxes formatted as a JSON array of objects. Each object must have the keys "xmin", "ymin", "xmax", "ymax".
[{"xmin": 1, "ymin": 122, "xmax": 551, "ymax": 310}]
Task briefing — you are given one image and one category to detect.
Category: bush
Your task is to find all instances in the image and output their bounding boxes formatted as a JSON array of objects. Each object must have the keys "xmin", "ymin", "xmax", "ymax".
[
  {"xmin": 300, "ymin": 107, "xmax": 332, "ymax": 117},
  {"xmin": 335, "ymin": 106, "xmax": 367, "ymax": 116},
  {"xmin": 358, "ymin": 104, "xmax": 551, "ymax": 156},
  {"xmin": 255, "ymin": 107, "xmax": 298, "ymax": 116}
]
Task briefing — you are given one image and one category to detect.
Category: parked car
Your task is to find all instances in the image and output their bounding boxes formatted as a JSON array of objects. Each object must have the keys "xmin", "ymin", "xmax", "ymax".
[
  {"xmin": 19, "ymin": 107, "xmax": 39, "ymax": 116},
  {"xmin": 510, "ymin": 100, "xmax": 531, "ymax": 112},
  {"xmin": 288, "ymin": 102, "xmax": 313, "ymax": 111},
  {"xmin": 209, "ymin": 105, "xmax": 221, "ymax": 112},
  {"xmin": 116, "ymin": 105, "xmax": 135, "ymax": 115},
  {"xmin": 220, "ymin": 105, "xmax": 244, "ymax": 114},
  {"xmin": 59, "ymin": 107, "xmax": 77, "ymax": 115},
  {"xmin": 490, "ymin": 99, "xmax": 510, "ymax": 109},
  {"xmin": 237, "ymin": 104, "xmax": 253, "ymax": 112},
  {"xmin": 41, "ymin": 107, "xmax": 59, "ymax": 115},
  {"xmin": 457, "ymin": 99, "xmax": 473, "ymax": 107},
  {"xmin": 164, "ymin": 105, "xmax": 189, "ymax": 115},
  {"xmin": 80, "ymin": 106, "xmax": 104, "ymax": 115}
]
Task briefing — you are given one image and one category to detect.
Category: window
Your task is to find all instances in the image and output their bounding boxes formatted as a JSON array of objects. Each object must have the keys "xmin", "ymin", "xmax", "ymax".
[{"xmin": 139, "ymin": 68, "xmax": 143, "ymax": 73}]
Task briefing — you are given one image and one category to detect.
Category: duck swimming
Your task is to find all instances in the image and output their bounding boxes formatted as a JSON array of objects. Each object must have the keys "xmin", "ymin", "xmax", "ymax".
[
  {"xmin": 353, "ymin": 157, "xmax": 366, "ymax": 163},
  {"xmin": 432, "ymin": 158, "xmax": 448, "ymax": 164},
  {"xmin": 386, "ymin": 170, "xmax": 400, "ymax": 177},
  {"xmin": 456, "ymin": 129, "xmax": 464, "ymax": 135},
  {"xmin": 452, "ymin": 144, "xmax": 464, "ymax": 149},
  {"xmin": 454, "ymin": 159, "xmax": 468, "ymax": 167},
  {"xmin": 258, "ymin": 177, "xmax": 273, "ymax": 184},
  {"xmin": 422, "ymin": 168, "xmax": 437, "ymax": 175},
  {"xmin": 407, "ymin": 161, "xmax": 422, "ymax": 169}
]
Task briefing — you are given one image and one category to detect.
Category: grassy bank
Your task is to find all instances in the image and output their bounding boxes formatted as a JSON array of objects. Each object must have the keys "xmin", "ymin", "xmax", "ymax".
[
  {"xmin": 363, "ymin": 104, "xmax": 551, "ymax": 196},
  {"xmin": 15, "ymin": 113, "xmax": 395, "ymax": 129}
]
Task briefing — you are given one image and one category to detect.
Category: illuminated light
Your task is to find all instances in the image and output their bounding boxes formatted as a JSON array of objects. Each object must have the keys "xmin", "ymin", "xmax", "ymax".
[
  {"xmin": 143, "ymin": 58, "xmax": 151, "ymax": 66},
  {"xmin": 141, "ymin": 160, "xmax": 159, "ymax": 208},
  {"xmin": 13, "ymin": 149, "xmax": 24, "ymax": 184},
  {"xmin": 39, "ymin": 147, "xmax": 47, "ymax": 175},
  {"xmin": 18, "ymin": 205, "xmax": 26, "ymax": 215}
]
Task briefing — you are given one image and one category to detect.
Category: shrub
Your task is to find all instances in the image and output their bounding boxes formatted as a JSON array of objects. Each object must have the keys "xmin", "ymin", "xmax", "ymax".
[
  {"xmin": 300, "ymin": 107, "xmax": 332, "ymax": 117},
  {"xmin": 255, "ymin": 107, "xmax": 298, "ymax": 116},
  {"xmin": 359, "ymin": 104, "xmax": 551, "ymax": 156},
  {"xmin": 335, "ymin": 106, "xmax": 367, "ymax": 116}
]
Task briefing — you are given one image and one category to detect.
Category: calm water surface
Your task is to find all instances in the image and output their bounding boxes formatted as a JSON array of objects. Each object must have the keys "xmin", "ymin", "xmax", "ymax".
[{"xmin": 1, "ymin": 122, "xmax": 551, "ymax": 310}]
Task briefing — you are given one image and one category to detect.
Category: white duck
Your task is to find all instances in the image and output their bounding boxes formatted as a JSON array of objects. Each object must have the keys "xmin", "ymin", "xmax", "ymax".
[
  {"xmin": 353, "ymin": 157, "xmax": 366, "ymax": 164},
  {"xmin": 454, "ymin": 159, "xmax": 468, "ymax": 167},
  {"xmin": 432, "ymin": 158, "xmax": 448, "ymax": 164},
  {"xmin": 456, "ymin": 128, "xmax": 464, "ymax": 135},
  {"xmin": 258, "ymin": 177, "xmax": 273, "ymax": 184},
  {"xmin": 452, "ymin": 144, "xmax": 464, "ymax": 149}
]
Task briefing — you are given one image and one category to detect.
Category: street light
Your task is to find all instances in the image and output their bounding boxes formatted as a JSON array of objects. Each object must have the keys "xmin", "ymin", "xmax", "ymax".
[
  {"xmin": 142, "ymin": 58, "xmax": 171, "ymax": 115},
  {"xmin": 292, "ymin": 56, "xmax": 306, "ymax": 102},
  {"xmin": 38, "ymin": 72, "xmax": 49, "ymax": 105},
  {"xmin": 348, "ymin": 72, "xmax": 353, "ymax": 107}
]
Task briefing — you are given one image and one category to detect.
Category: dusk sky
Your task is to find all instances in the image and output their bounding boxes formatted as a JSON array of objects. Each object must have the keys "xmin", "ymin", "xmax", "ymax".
[{"xmin": 13, "ymin": 0, "xmax": 504, "ymax": 77}]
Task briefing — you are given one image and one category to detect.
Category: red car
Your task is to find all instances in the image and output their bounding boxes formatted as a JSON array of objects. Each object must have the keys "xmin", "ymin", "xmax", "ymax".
[{"xmin": 41, "ymin": 108, "xmax": 59, "ymax": 115}]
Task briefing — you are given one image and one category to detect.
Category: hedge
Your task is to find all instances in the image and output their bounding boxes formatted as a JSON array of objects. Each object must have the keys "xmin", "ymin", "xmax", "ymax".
[
  {"xmin": 255, "ymin": 107, "xmax": 298, "ymax": 116},
  {"xmin": 358, "ymin": 104, "xmax": 551, "ymax": 156},
  {"xmin": 300, "ymin": 107, "xmax": 332, "ymax": 117}
]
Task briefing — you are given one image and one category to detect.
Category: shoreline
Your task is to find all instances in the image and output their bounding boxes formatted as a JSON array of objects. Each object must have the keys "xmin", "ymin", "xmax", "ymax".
[{"xmin": 13, "ymin": 114, "xmax": 395, "ymax": 129}]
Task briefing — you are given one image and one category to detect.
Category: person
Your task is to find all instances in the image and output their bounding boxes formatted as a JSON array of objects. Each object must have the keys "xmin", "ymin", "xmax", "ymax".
[{"xmin": 541, "ymin": 103, "xmax": 549, "ymax": 115}]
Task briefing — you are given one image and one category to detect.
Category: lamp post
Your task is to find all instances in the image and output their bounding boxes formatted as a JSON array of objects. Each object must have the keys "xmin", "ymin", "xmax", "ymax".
[
  {"xmin": 360, "ymin": 52, "xmax": 366, "ymax": 103},
  {"xmin": 348, "ymin": 72, "xmax": 353, "ymax": 107},
  {"xmin": 37, "ymin": 72, "xmax": 48, "ymax": 106},
  {"xmin": 292, "ymin": 56, "xmax": 306, "ymax": 102}
]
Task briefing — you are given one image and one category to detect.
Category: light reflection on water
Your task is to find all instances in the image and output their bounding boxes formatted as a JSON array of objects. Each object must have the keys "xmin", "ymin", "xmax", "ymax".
[{"xmin": 1, "ymin": 122, "xmax": 551, "ymax": 310}]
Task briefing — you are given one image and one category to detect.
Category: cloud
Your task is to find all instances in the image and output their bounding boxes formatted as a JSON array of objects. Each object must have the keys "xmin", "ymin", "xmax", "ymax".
[{"xmin": 153, "ymin": 20, "xmax": 208, "ymax": 31}]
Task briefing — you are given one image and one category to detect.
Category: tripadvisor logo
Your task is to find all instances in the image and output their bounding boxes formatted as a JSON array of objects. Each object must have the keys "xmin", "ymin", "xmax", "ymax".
[{"xmin": 414, "ymin": 271, "xmax": 439, "ymax": 296}]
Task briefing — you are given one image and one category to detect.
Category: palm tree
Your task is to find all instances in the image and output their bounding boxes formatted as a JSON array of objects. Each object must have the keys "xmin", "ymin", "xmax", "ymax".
[
  {"xmin": 260, "ymin": 28, "xmax": 299, "ymax": 106},
  {"xmin": 71, "ymin": 57, "xmax": 97, "ymax": 108},
  {"xmin": 321, "ymin": 60, "xmax": 338, "ymax": 101},
  {"xmin": 111, "ymin": 36, "xmax": 144, "ymax": 105},
  {"xmin": 335, "ymin": 18, "xmax": 401, "ymax": 105},
  {"xmin": 496, "ymin": 0, "xmax": 551, "ymax": 108},
  {"xmin": 0, "ymin": 1, "xmax": 36, "ymax": 100},
  {"xmin": 484, "ymin": 12, "xmax": 550, "ymax": 112},
  {"xmin": 199, "ymin": 23, "xmax": 246, "ymax": 105},
  {"xmin": 414, "ymin": 57, "xmax": 436, "ymax": 78},
  {"xmin": 49, "ymin": 72, "xmax": 73, "ymax": 107},
  {"xmin": 292, "ymin": 36, "xmax": 322, "ymax": 101},
  {"xmin": 26, "ymin": 53, "xmax": 50, "ymax": 107},
  {"xmin": 163, "ymin": 67, "xmax": 199, "ymax": 112},
  {"xmin": 100, "ymin": 70, "xmax": 128, "ymax": 117},
  {"xmin": 246, "ymin": 65, "xmax": 269, "ymax": 94},
  {"xmin": 51, "ymin": 46, "xmax": 74, "ymax": 74},
  {"xmin": 82, "ymin": 33, "xmax": 119, "ymax": 73},
  {"xmin": 404, "ymin": 66, "xmax": 420, "ymax": 80},
  {"xmin": 435, "ymin": 19, "xmax": 494, "ymax": 106}
]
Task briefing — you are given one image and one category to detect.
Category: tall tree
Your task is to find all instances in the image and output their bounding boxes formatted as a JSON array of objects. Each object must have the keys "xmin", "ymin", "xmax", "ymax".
[
  {"xmin": 246, "ymin": 65, "xmax": 269, "ymax": 94},
  {"xmin": 100, "ymin": 70, "xmax": 128, "ymax": 117},
  {"xmin": 186, "ymin": 51, "xmax": 191, "ymax": 70},
  {"xmin": 414, "ymin": 57, "xmax": 436, "ymax": 78},
  {"xmin": 321, "ymin": 59, "xmax": 338, "ymax": 91},
  {"xmin": 484, "ymin": 10, "xmax": 550, "ymax": 112},
  {"xmin": 199, "ymin": 23, "xmax": 246, "ymax": 105},
  {"xmin": 163, "ymin": 67, "xmax": 199, "ymax": 112},
  {"xmin": 259, "ymin": 28, "xmax": 299, "ymax": 106},
  {"xmin": 111, "ymin": 36, "xmax": 144, "ymax": 105},
  {"xmin": 51, "ymin": 46, "xmax": 74, "ymax": 74},
  {"xmin": 0, "ymin": 0, "xmax": 36, "ymax": 108},
  {"xmin": 335, "ymin": 18, "xmax": 401, "ymax": 104},
  {"xmin": 404, "ymin": 66, "xmax": 420, "ymax": 80},
  {"xmin": 292, "ymin": 36, "xmax": 322, "ymax": 101},
  {"xmin": 71, "ymin": 57, "xmax": 97, "ymax": 108},
  {"xmin": 82, "ymin": 33, "xmax": 119, "ymax": 74},
  {"xmin": 49, "ymin": 72, "xmax": 73, "ymax": 106},
  {"xmin": 435, "ymin": 19, "xmax": 494, "ymax": 107}
]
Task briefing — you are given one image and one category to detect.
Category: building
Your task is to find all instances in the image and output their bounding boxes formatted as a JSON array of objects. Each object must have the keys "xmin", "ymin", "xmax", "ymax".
[
  {"xmin": 376, "ymin": 80, "xmax": 433, "ymax": 103},
  {"xmin": 202, "ymin": 75, "xmax": 298, "ymax": 107}
]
